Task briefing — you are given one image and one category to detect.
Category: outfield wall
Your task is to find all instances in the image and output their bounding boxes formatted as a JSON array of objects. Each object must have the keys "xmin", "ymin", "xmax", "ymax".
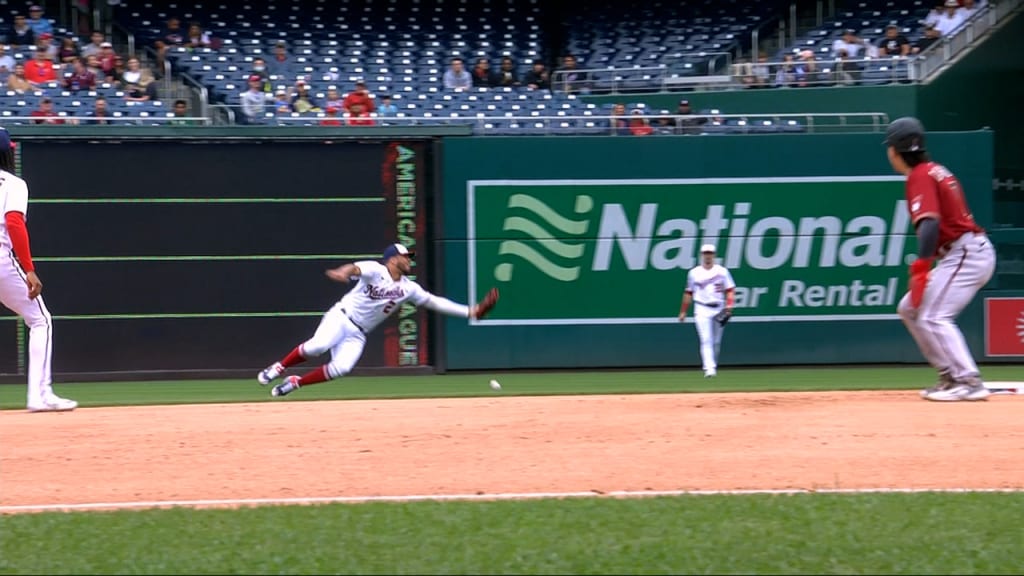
[{"xmin": 438, "ymin": 132, "xmax": 999, "ymax": 371}]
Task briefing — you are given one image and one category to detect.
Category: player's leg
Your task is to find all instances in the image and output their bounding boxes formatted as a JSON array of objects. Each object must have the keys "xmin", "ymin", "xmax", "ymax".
[
  {"xmin": 897, "ymin": 292, "xmax": 953, "ymax": 396},
  {"xmin": 694, "ymin": 314, "xmax": 716, "ymax": 376},
  {"xmin": 258, "ymin": 303, "xmax": 348, "ymax": 385},
  {"xmin": 712, "ymin": 319, "xmax": 725, "ymax": 368},
  {"xmin": 272, "ymin": 328, "xmax": 366, "ymax": 397},
  {"xmin": 0, "ymin": 254, "xmax": 74, "ymax": 411},
  {"xmin": 919, "ymin": 241, "xmax": 996, "ymax": 402}
]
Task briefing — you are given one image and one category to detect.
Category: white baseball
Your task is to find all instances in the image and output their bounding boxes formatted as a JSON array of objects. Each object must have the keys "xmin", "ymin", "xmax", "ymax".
[{"xmin": 489, "ymin": 379, "xmax": 502, "ymax": 391}]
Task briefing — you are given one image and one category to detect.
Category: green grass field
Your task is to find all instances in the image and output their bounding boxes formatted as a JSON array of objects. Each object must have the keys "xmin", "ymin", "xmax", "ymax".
[{"xmin": 2, "ymin": 365, "xmax": 1022, "ymax": 575}]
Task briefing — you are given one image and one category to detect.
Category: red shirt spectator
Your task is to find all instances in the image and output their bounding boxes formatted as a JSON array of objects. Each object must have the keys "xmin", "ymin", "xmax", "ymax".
[
  {"xmin": 24, "ymin": 49, "xmax": 56, "ymax": 83},
  {"xmin": 320, "ymin": 107, "xmax": 342, "ymax": 126},
  {"xmin": 342, "ymin": 81, "xmax": 375, "ymax": 114},
  {"xmin": 30, "ymin": 98, "xmax": 64, "ymax": 124}
]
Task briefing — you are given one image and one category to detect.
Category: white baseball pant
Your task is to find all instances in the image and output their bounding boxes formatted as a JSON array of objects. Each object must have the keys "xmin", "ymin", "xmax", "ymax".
[
  {"xmin": 299, "ymin": 302, "xmax": 368, "ymax": 379},
  {"xmin": 0, "ymin": 250, "xmax": 54, "ymax": 406},
  {"xmin": 898, "ymin": 232, "xmax": 995, "ymax": 382},
  {"xmin": 693, "ymin": 303, "xmax": 725, "ymax": 372}
]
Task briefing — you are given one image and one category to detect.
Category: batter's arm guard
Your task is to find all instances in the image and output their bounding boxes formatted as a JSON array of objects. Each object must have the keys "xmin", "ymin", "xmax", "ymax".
[{"xmin": 472, "ymin": 287, "xmax": 500, "ymax": 319}]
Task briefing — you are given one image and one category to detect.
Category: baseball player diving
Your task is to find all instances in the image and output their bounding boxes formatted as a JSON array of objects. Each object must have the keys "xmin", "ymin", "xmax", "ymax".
[
  {"xmin": 886, "ymin": 117, "xmax": 995, "ymax": 402},
  {"xmin": 0, "ymin": 128, "xmax": 76, "ymax": 412},
  {"xmin": 257, "ymin": 243, "xmax": 499, "ymax": 397},
  {"xmin": 678, "ymin": 244, "xmax": 736, "ymax": 377}
]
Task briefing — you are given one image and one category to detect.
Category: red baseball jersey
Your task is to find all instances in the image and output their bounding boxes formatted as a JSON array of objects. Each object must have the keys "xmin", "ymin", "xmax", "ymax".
[{"xmin": 905, "ymin": 161, "xmax": 983, "ymax": 251}]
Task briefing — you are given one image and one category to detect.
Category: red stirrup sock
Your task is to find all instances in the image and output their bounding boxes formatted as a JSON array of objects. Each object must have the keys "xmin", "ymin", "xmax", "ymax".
[
  {"xmin": 280, "ymin": 345, "xmax": 307, "ymax": 368},
  {"xmin": 296, "ymin": 365, "xmax": 331, "ymax": 387}
]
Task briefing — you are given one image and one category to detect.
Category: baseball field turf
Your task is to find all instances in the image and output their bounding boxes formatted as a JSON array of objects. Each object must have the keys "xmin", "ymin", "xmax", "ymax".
[{"xmin": 2, "ymin": 365, "xmax": 1022, "ymax": 575}]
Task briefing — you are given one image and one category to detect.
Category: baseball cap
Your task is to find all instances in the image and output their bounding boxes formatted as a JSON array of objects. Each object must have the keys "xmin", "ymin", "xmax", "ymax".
[
  {"xmin": 382, "ymin": 243, "xmax": 415, "ymax": 260},
  {"xmin": 100, "ymin": 41, "xmax": 112, "ymax": 48},
  {"xmin": 248, "ymin": 74, "xmax": 261, "ymax": 82},
  {"xmin": 700, "ymin": 243, "xmax": 716, "ymax": 253},
  {"xmin": 29, "ymin": 5, "xmax": 42, "ymax": 11},
  {"xmin": 884, "ymin": 116, "xmax": 927, "ymax": 152},
  {"xmin": 0, "ymin": 127, "xmax": 12, "ymax": 150}
]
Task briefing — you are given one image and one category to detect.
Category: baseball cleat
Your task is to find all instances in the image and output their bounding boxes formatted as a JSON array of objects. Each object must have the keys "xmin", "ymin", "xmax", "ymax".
[
  {"xmin": 271, "ymin": 376, "xmax": 300, "ymax": 397},
  {"xmin": 258, "ymin": 362, "xmax": 284, "ymax": 386},
  {"xmin": 28, "ymin": 395, "xmax": 78, "ymax": 412},
  {"xmin": 703, "ymin": 369, "xmax": 716, "ymax": 378},
  {"xmin": 923, "ymin": 382, "xmax": 989, "ymax": 402}
]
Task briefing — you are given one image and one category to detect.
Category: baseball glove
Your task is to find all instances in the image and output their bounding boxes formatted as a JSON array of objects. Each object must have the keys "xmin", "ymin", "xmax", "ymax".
[
  {"xmin": 714, "ymin": 307, "xmax": 732, "ymax": 326},
  {"xmin": 474, "ymin": 287, "xmax": 500, "ymax": 319}
]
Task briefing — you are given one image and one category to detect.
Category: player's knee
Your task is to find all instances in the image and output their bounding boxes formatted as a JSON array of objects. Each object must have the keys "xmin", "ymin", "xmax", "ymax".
[
  {"xmin": 325, "ymin": 361, "xmax": 352, "ymax": 379},
  {"xmin": 301, "ymin": 339, "xmax": 330, "ymax": 358}
]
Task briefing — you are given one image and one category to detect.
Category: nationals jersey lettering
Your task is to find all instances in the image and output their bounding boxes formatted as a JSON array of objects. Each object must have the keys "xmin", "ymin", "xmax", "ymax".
[
  {"xmin": 340, "ymin": 260, "xmax": 429, "ymax": 333},
  {"xmin": 686, "ymin": 264, "xmax": 736, "ymax": 306},
  {"xmin": 0, "ymin": 170, "xmax": 29, "ymax": 249},
  {"xmin": 906, "ymin": 161, "xmax": 983, "ymax": 249}
]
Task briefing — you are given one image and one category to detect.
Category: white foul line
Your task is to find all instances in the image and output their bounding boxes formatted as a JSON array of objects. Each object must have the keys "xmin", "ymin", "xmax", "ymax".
[{"xmin": 3, "ymin": 487, "xmax": 1023, "ymax": 514}]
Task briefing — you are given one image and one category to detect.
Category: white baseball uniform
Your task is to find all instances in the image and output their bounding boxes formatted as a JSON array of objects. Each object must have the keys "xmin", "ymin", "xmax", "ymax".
[
  {"xmin": 299, "ymin": 260, "xmax": 468, "ymax": 378},
  {"xmin": 686, "ymin": 263, "xmax": 736, "ymax": 374},
  {"xmin": 0, "ymin": 169, "xmax": 56, "ymax": 407}
]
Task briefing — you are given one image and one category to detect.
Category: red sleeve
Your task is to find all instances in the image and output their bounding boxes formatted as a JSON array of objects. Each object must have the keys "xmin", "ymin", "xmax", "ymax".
[
  {"xmin": 906, "ymin": 169, "xmax": 940, "ymax": 225},
  {"xmin": 4, "ymin": 212, "xmax": 34, "ymax": 272}
]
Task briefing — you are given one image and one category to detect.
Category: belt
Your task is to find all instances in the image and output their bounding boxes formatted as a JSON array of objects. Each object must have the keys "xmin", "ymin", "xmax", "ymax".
[
  {"xmin": 936, "ymin": 231, "xmax": 987, "ymax": 258},
  {"xmin": 695, "ymin": 301, "xmax": 722, "ymax": 309},
  {"xmin": 340, "ymin": 308, "xmax": 366, "ymax": 333}
]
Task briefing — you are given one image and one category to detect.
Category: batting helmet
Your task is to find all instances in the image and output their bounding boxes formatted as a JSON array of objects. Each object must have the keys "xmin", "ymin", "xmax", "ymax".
[{"xmin": 884, "ymin": 117, "xmax": 926, "ymax": 153}]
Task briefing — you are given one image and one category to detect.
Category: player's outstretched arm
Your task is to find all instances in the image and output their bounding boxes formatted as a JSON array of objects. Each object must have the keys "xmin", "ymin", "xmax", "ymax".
[
  {"xmin": 420, "ymin": 287, "xmax": 499, "ymax": 319},
  {"xmin": 325, "ymin": 263, "xmax": 361, "ymax": 283}
]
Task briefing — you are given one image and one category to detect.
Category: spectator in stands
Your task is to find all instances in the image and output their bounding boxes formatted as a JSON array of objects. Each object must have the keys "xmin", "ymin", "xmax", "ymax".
[
  {"xmin": 24, "ymin": 46, "xmax": 57, "ymax": 85},
  {"xmin": 833, "ymin": 49, "xmax": 858, "ymax": 86},
  {"xmin": 877, "ymin": 24, "xmax": 911, "ymax": 57},
  {"xmin": 267, "ymin": 41, "xmax": 292, "ymax": 78},
  {"xmin": 111, "ymin": 55, "xmax": 127, "ymax": 85},
  {"xmin": 170, "ymin": 99, "xmax": 200, "ymax": 125},
  {"xmin": 628, "ymin": 109, "xmax": 653, "ymax": 136},
  {"xmin": 240, "ymin": 75, "xmax": 267, "ymax": 123},
  {"xmin": 30, "ymin": 97, "xmax": 64, "ymax": 124},
  {"xmin": 320, "ymin": 107, "xmax": 342, "ymax": 126},
  {"xmin": 831, "ymin": 29, "xmax": 866, "ymax": 60},
  {"xmin": 290, "ymin": 80, "xmax": 319, "ymax": 113},
  {"xmin": 84, "ymin": 96, "xmax": 112, "ymax": 125},
  {"xmin": 924, "ymin": 1, "xmax": 946, "ymax": 27},
  {"xmin": 961, "ymin": 0, "xmax": 982, "ymax": 19},
  {"xmin": 272, "ymin": 90, "xmax": 291, "ymax": 114},
  {"xmin": 443, "ymin": 58, "xmax": 472, "ymax": 91},
  {"xmin": 250, "ymin": 57, "xmax": 271, "ymax": 88},
  {"xmin": 323, "ymin": 88, "xmax": 344, "ymax": 111},
  {"xmin": 186, "ymin": 22, "xmax": 212, "ymax": 49},
  {"xmin": 935, "ymin": 0, "xmax": 966, "ymax": 36},
  {"xmin": 64, "ymin": 57, "xmax": 96, "ymax": 92},
  {"xmin": 122, "ymin": 57, "xmax": 156, "ymax": 93},
  {"xmin": 27, "ymin": 5, "xmax": 53, "ymax": 37},
  {"xmin": 796, "ymin": 50, "xmax": 818, "ymax": 87},
  {"xmin": 609, "ymin": 103, "xmax": 629, "ymax": 136},
  {"xmin": 81, "ymin": 32, "xmax": 105, "ymax": 59},
  {"xmin": 471, "ymin": 58, "xmax": 497, "ymax": 88},
  {"xmin": 98, "ymin": 42, "xmax": 117, "ymax": 82},
  {"xmin": 85, "ymin": 54, "xmax": 105, "ymax": 83},
  {"xmin": 36, "ymin": 33, "xmax": 57, "ymax": 62},
  {"xmin": 10, "ymin": 15, "xmax": 35, "ymax": 46},
  {"xmin": 342, "ymin": 80, "xmax": 375, "ymax": 114},
  {"xmin": 125, "ymin": 81, "xmax": 153, "ymax": 102},
  {"xmin": 752, "ymin": 52, "xmax": 772, "ymax": 88},
  {"xmin": 774, "ymin": 53, "xmax": 798, "ymax": 87},
  {"xmin": 912, "ymin": 23, "xmax": 942, "ymax": 53},
  {"xmin": 0, "ymin": 45, "xmax": 14, "ymax": 84},
  {"xmin": 58, "ymin": 36, "xmax": 79, "ymax": 65},
  {"xmin": 733, "ymin": 58, "xmax": 755, "ymax": 88},
  {"xmin": 554, "ymin": 54, "xmax": 590, "ymax": 95},
  {"xmin": 675, "ymin": 100, "xmax": 705, "ymax": 135},
  {"xmin": 6, "ymin": 63, "xmax": 32, "ymax": 93},
  {"xmin": 161, "ymin": 17, "xmax": 185, "ymax": 46},
  {"xmin": 652, "ymin": 110, "xmax": 676, "ymax": 135},
  {"xmin": 376, "ymin": 95, "xmax": 398, "ymax": 118},
  {"xmin": 523, "ymin": 60, "xmax": 550, "ymax": 90},
  {"xmin": 346, "ymin": 102, "xmax": 375, "ymax": 126},
  {"xmin": 495, "ymin": 57, "xmax": 520, "ymax": 88}
]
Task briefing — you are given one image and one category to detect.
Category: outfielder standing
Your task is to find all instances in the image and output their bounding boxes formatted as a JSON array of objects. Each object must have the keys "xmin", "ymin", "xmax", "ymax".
[
  {"xmin": 257, "ymin": 243, "xmax": 499, "ymax": 397},
  {"xmin": 678, "ymin": 244, "xmax": 735, "ymax": 378},
  {"xmin": 886, "ymin": 117, "xmax": 995, "ymax": 402},
  {"xmin": 0, "ymin": 128, "xmax": 76, "ymax": 412}
]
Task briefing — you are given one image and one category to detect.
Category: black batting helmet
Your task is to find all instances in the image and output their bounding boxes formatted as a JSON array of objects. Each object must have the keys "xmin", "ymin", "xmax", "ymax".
[{"xmin": 884, "ymin": 116, "xmax": 926, "ymax": 153}]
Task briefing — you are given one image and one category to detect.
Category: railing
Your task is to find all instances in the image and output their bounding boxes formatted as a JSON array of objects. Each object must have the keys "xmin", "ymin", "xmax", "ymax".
[
  {"xmin": 177, "ymin": 71, "xmax": 211, "ymax": 120},
  {"xmin": 910, "ymin": 0, "xmax": 1024, "ymax": 82},
  {"xmin": 215, "ymin": 110, "xmax": 890, "ymax": 134},
  {"xmin": 0, "ymin": 115, "xmax": 213, "ymax": 125},
  {"xmin": 732, "ymin": 55, "xmax": 912, "ymax": 88},
  {"xmin": 209, "ymin": 104, "xmax": 237, "ymax": 126},
  {"xmin": 548, "ymin": 56, "xmax": 734, "ymax": 94}
]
